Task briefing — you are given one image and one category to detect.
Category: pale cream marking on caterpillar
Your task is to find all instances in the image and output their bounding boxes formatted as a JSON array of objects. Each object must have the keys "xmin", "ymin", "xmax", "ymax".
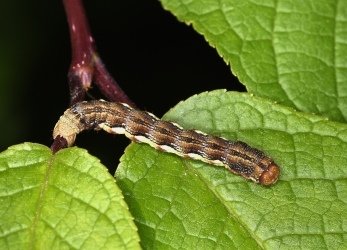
[
  {"xmin": 103, "ymin": 122, "xmax": 225, "ymax": 166},
  {"xmin": 53, "ymin": 100, "xmax": 280, "ymax": 185}
]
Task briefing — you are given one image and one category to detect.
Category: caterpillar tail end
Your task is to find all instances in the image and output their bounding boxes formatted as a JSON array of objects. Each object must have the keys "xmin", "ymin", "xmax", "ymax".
[{"xmin": 52, "ymin": 118, "xmax": 78, "ymax": 147}]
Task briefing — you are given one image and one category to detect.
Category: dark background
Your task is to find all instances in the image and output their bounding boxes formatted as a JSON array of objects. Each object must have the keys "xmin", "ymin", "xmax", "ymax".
[{"xmin": 0, "ymin": 1, "xmax": 244, "ymax": 173}]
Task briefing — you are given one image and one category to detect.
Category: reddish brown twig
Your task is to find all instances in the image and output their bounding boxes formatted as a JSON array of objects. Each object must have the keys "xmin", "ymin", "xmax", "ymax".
[
  {"xmin": 94, "ymin": 57, "xmax": 136, "ymax": 106},
  {"xmin": 62, "ymin": 0, "xmax": 135, "ymax": 106},
  {"xmin": 63, "ymin": 0, "xmax": 94, "ymax": 106},
  {"xmin": 52, "ymin": 0, "xmax": 136, "ymax": 152}
]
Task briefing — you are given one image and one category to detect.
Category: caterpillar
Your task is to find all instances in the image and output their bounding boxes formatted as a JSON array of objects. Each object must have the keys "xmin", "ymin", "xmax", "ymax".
[{"xmin": 53, "ymin": 100, "xmax": 280, "ymax": 185}]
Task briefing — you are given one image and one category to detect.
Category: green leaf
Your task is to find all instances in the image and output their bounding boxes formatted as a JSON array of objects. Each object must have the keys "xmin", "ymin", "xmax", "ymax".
[
  {"xmin": 117, "ymin": 90, "xmax": 347, "ymax": 249},
  {"xmin": 0, "ymin": 143, "xmax": 140, "ymax": 250},
  {"xmin": 160, "ymin": 0, "xmax": 347, "ymax": 122}
]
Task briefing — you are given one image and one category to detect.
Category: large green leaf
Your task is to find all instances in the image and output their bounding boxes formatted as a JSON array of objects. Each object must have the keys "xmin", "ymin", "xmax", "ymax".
[
  {"xmin": 160, "ymin": 0, "xmax": 347, "ymax": 123},
  {"xmin": 117, "ymin": 90, "xmax": 347, "ymax": 249},
  {"xmin": 0, "ymin": 143, "xmax": 140, "ymax": 250}
]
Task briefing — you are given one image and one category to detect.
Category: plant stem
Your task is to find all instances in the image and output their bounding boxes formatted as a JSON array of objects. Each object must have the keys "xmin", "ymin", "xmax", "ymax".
[
  {"xmin": 94, "ymin": 57, "xmax": 136, "ymax": 106},
  {"xmin": 52, "ymin": 0, "xmax": 135, "ymax": 151},
  {"xmin": 63, "ymin": 0, "xmax": 94, "ymax": 105}
]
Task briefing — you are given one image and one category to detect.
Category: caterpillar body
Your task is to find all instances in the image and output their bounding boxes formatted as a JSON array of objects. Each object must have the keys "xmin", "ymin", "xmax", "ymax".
[{"xmin": 53, "ymin": 100, "xmax": 280, "ymax": 185}]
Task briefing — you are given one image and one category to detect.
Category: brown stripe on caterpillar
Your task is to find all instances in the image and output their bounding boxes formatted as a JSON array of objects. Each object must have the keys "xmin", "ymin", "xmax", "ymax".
[{"xmin": 53, "ymin": 100, "xmax": 280, "ymax": 185}]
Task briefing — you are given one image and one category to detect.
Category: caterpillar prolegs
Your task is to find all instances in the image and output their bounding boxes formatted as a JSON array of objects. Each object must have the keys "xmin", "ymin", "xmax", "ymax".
[{"xmin": 53, "ymin": 100, "xmax": 280, "ymax": 185}]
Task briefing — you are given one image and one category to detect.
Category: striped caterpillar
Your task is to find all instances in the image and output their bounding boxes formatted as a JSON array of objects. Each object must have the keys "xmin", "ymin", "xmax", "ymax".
[{"xmin": 53, "ymin": 100, "xmax": 280, "ymax": 185}]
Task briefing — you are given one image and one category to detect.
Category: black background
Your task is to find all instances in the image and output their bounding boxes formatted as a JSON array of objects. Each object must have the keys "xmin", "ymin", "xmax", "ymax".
[{"xmin": 0, "ymin": 1, "xmax": 244, "ymax": 173}]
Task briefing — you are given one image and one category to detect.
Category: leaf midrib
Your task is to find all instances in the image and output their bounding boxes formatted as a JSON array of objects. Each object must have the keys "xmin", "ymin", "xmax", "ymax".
[
  {"xmin": 29, "ymin": 152, "xmax": 55, "ymax": 249},
  {"xmin": 182, "ymin": 159, "xmax": 265, "ymax": 249}
]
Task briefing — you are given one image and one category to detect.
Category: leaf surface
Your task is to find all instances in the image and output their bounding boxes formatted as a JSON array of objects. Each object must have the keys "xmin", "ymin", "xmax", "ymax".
[
  {"xmin": 117, "ymin": 90, "xmax": 347, "ymax": 250},
  {"xmin": 160, "ymin": 0, "xmax": 347, "ymax": 122},
  {"xmin": 0, "ymin": 143, "xmax": 140, "ymax": 250}
]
